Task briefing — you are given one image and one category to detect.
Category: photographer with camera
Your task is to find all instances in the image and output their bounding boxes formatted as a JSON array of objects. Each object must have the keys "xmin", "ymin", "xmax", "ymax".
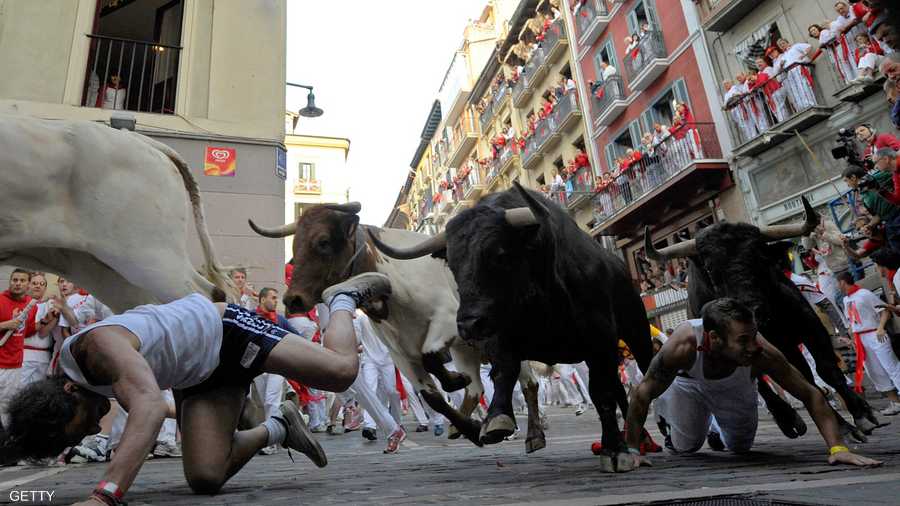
[
  {"xmin": 843, "ymin": 152, "xmax": 900, "ymax": 251},
  {"xmin": 856, "ymin": 124, "xmax": 900, "ymax": 161}
]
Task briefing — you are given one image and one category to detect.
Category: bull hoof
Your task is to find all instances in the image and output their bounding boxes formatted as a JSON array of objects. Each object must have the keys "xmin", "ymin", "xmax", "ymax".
[
  {"xmin": 525, "ymin": 435, "xmax": 546, "ymax": 454},
  {"xmin": 441, "ymin": 371, "xmax": 471, "ymax": 392},
  {"xmin": 840, "ymin": 416, "xmax": 868, "ymax": 443},
  {"xmin": 480, "ymin": 414, "xmax": 516, "ymax": 445}
]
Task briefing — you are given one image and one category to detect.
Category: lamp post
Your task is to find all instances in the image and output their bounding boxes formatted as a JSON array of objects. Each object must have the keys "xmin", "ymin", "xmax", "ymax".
[{"xmin": 286, "ymin": 82, "xmax": 324, "ymax": 118}]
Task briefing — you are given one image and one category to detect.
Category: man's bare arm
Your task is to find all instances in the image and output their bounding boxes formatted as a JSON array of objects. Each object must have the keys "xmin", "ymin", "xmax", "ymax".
[
  {"xmin": 754, "ymin": 337, "xmax": 881, "ymax": 466},
  {"xmin": 625, "ymin": 329, "xmax": 696, "ymax": 450},
  {"xmin": 81, "ymin": 328, "xmax": 168, "ymax": 494}
]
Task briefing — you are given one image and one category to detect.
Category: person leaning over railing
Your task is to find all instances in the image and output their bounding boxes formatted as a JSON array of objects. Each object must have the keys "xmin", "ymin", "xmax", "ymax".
[{"xmin": 842, "ymin": 155, "xmax": 900, "ymax": 253}]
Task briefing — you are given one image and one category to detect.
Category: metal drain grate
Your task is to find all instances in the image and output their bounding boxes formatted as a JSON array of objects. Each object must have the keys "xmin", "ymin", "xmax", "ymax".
[{"xmin": 639, "ymin": 496, "xmax": 821, "ymax": 506}]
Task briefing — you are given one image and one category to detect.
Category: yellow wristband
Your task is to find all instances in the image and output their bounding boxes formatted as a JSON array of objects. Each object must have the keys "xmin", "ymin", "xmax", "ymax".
[{"xmin": 829, "ymin": 445, "xmax": 849, "ymax": 456}]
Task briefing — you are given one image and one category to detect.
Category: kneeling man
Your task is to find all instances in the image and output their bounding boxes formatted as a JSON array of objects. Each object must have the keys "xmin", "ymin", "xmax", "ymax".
[
  {"xmin": 1, "ymin": 273, "xmax": 390, "ymax": 505},
  {"xmin": 623, "ymin": 298, "xmax": 880, "ymax": 470}
]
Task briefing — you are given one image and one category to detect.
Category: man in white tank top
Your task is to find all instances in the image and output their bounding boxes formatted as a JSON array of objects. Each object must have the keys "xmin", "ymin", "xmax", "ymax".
[
  {"xmin": 1, "ymin": 272, "xmax": 390, "ymax": 504},
  {"xmin": 620, "ymin": 298, "xmax": 880, "ymax": 472}
]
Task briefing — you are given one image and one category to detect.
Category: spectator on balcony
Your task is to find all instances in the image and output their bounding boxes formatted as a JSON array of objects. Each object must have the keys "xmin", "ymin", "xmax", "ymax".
[
  {"xmin": 675, "ymin": 102, "xmax": 703, "ymax": 159},
  {"xmin": 834, "ymin": 1, "xmax": 868, "ymax": 55},
  {"xmin": 97, "ymin": 72, "xmax": 127, "ymax": 110},
  {"xmin": 810, "ymin": 23, "xmax": 857, "ymax": 84},
  {"xmin": 574, "ymin": 148, "xmax": 590, "ymax": 170},
  {"xmin": 625, "ymin": 36, "xmax": 641, "ymax": 67},
  {"xmin": 870, "ymin": 14, "xmax": 898, "ymax": 53},
  {"xmin": 751, "ymin": 56, "xmax": 789, "ymax": 123},
  {"xmin": 777, "ymin": 38, "xmax": 817, "ymax": 111},
  {"xmin": 723, "ymin": 79, "xmax": 756, "ymax": 142},
  {"xmin": 854, "ymin": 32, "xmax": 884, "ymax": 83},
  {"xmin": 638, "ymin": 22, "xmax": 652, "ymax": 41},
  {"xmin": 741, "ymin": 71, "xmax": 772, "ymax": 135},
  {"xmin": 564, "ymin": 75, "xmax": 577, "ymax": 95}
]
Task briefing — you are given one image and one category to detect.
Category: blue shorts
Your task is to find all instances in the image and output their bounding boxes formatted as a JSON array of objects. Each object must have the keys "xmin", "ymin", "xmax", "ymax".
[{"xmin": 176, "ymin": 304, "xmax": 289, "ymax": 400}]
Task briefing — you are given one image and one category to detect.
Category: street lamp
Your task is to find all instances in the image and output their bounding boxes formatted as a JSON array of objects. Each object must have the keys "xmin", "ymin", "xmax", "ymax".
[{"xmin": 286, "ymin": 82, "xmax": 324, "ymax": 118}]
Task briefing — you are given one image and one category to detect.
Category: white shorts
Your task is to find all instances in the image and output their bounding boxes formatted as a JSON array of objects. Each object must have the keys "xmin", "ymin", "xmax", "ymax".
[
  {"xmin": 0, "ymin": 367, "xmax": 22, "ymax": 426},
  {"xmin": 659, "ymin": 377, "xmax": 758, "ymax": 453}
]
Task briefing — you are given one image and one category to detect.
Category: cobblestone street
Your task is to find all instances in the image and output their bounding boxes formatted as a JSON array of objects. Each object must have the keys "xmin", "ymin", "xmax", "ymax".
[{"xmin": 2, "ymin": 404, "xmax": 900, "ymax": 505}]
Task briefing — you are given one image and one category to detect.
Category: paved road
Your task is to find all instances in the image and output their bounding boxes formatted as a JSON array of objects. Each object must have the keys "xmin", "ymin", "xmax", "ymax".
[{"xmin": 2, "ymin": 403, "xmax": 899, "ymax": 505}]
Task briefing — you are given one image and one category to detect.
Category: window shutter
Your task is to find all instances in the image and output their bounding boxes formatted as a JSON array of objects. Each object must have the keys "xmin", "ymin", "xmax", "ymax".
[
  {"xmin": 640, "ymin": 110, "xmax": 654, "ymax": 135},
  {"xmin": 644, "ymin": 0, "xmax": 660, "ymax": 29},
  {"xmin": 604, "ymin": 143, "xmax": 616, "ymax": 173},
  {"xmin": 628, "ymin": 120, "xmax": 642, "ymax": 147},
  {"xmin": 673, "ymin": 79, "xmax": 691, "ymax": 108},
  {"xmin": 626, "ymin": 10, "xmax": 638, "ymax": 35}
]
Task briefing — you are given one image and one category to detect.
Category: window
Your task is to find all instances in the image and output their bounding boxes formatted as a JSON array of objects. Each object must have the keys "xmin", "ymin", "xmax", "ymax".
[
  {"xmin": 639, "ymin": 79, "xmax": 691, "ymax": 132},
  {"xmin": 536, "ymin": 174, "xmax": 546, "ymax": 186},
  {"xmin": 626, "ymin": 0, "xmax": 659, "ymax": 36},
  {"xmin": 299, "ymin": 162, "xmax": 316, "ymax": 180},
  {"xmin": 553, "ymin": 157, "xmax": 565, "ymax": 170},
  {"xmin": 604, "ymin": 120, "xmax": 641, "ymax": 170},
  {"xmin": 593, "ymin": 38, "xmax": 616, "ymax": 78},
  {"xmin": 735, "ymin": 22, "xmax": 783, "ymax": 69}
]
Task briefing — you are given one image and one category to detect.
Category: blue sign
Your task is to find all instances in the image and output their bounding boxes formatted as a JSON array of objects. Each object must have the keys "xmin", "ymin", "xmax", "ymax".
[{"xmin": 275, "ymin": 147, "xmax": 287, "ymax": 180}]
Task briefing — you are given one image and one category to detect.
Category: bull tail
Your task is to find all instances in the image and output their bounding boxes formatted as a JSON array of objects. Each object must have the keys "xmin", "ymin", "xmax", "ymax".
[{"xmin": 130, "ymin": 133, "xmax": 236, "ymax": 300}]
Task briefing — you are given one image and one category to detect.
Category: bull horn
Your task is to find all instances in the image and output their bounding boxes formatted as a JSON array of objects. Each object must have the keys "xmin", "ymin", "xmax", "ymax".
[
  {"xmin": 366, "ymin": 229, "xmax": 447, "ymax": 260},
  {"xmin": 505, "ymin": 207, "xmax": 538, "ymax": 228},
  {"xmin": 643, "ymin": 226, "xmax": 697, "ymax": 263},
  {"xmin": 248, "ymin": 219, "xmax": 296, "ymax": 238},
  {"xmin": 758, "ymin": 196, "xmax": 820, "ymax": 241},
  {"xmin": 323, "ymin": 202, "xmax": 362, "ymax": 214}
]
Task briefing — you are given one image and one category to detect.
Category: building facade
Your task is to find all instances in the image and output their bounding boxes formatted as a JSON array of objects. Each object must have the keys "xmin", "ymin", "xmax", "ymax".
[
  {"xmin": 283, "ymin": 115, "xmax": 352, "ymax": 262},
  {"xmin": 696, "ymin": 0, "xmax": 892, "ymax": 232},
  {"xmin": 0, "ymin": 0, "xmax": 288, "ymax": 292}
]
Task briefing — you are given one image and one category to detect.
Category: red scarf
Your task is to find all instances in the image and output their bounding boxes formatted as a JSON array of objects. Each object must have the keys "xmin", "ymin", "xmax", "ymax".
[
  {"xmin": 845, "ymin": 284, "xmax": 867, "ymax": 393},
  {"xmin": 255, "ymin": 306, "xmax": 278, "ymax": 323}
]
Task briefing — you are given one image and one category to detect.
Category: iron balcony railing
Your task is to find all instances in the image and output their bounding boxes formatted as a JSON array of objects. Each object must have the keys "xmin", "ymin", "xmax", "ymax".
[
  {"xmin": 591, "ymin": 75, "xmax": 626, "ymax": 123},
  {"xmin": 83, "ymin": 34, "xmax": 182, "ymax": 114},
  {"xmin": 555, "ymin": 92, "xmax": 578, "ymax": 127},
  {"xmin": 542, "ymin": 19, "xmax": 565, "ymax": 57},
  {"xmin": 574, "ymin": 0, "xmax": 609, "ymax": 41},
  {"xmin": 622, "ymin": 31, "xmax": 667, "ymax": 84},
  {"xmin": 491, "ymin": 141, "xmax": 518, "ymax": 177},
  {"xmin": 592, "ymin": 122, "xmax": 722, "ymax": 225},
  {"xmin": 523, "ymin": 113, "xmax": 558, "ymax": 166},
  {"xmin": 512, "ymin": 46, "xmax": 546, "ymax": 104},
  {"xmin": 479, "ymin": 84, "xmax": 509, "ymax": 131},
  {"xmin": 724, "ymin": 63, "xmax": 824, "ymax": 145}
]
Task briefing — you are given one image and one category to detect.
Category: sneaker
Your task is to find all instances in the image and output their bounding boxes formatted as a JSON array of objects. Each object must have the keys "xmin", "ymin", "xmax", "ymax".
[
  {"xmin": 68, "ymin": 434, "xmax": 108, "ymax": 463},
  {"xmin": 433, "ymin": 424, "xmax": 444, "ymax": 437},
  {"xmin": 362, "ymin": 428, "xmax": 377, "ymax": 441},
  {"xmin": 415, "ymin": 424, "xmax": 429, "ymax": 433},
  {"xmin": 152, "ymin": 441, "xmax": 182, "ymax": 458},
  {"xmin": 575, "ymin": 404, "xmax": 586, "ymax": 416},
  {"xmin": 326, "ymin": 424, "xmax": 345, "ymax": 435},
  {"xmin": 384, "ymin": 427, "xmax": 407, "ymax": 454},
  {"xmin": 310, "ymin": 424, "xmax": 328, "ymax": 433},
  {"xmin": 504, "ymin": 428, "xmax": 520, "ymax": 441},
  {"xmin": 258, "ymin": 445, "xmax": 278, "ymax": 455},
  {"xmin": 276, "ymin": 400, "xmax": 327, "ymax": 468},
  {"xmin": 322, "ymin": 272, "xmax": 392, "ymax": 308},
  {"xmin": 879, "ymin": 401, "xmax": 900, "ymax": 416}
]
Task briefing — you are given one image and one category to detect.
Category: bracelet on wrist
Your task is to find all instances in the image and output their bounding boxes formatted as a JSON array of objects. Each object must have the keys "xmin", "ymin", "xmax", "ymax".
[{"xmin": 829, "ymin": 444, "xmax": 849, "ymax": 456}]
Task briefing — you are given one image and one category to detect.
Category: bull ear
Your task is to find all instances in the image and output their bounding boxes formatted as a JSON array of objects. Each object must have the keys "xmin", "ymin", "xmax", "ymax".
[{"xmin": 512, "ymin": 181, "xmax": 550, "ymax": 223}]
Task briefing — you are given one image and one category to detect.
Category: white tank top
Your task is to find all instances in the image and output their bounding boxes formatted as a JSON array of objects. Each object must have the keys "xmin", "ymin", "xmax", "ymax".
[
  {"xmin": 677, "ymin": 319, "xmax": 755, "ymax": 393},
  {"xmin": 60, "ymin": 294, "xmax": 223, "ymax": 396}
]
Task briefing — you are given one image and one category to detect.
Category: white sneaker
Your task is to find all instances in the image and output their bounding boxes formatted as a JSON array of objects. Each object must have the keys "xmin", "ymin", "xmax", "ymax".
[
  {"xmin": 152, "ymin": 441, "xmax": 182, "ymax": 458},
  {"xmin": 879, "ymin": 401, "xmax": 900, "ymax": 416},
  {"xmin": 258, "ymin": 445, "xmax": 278, "ymax": 455}
]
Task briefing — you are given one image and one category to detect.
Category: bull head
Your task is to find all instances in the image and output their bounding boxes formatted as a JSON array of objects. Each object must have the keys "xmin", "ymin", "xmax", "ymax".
[
  {"xmin": 248, "ymin": 202, "xmax": 363, "ymax": 313},
  {"xmin": 368, "ymin": 182, "xmax": 545, "ymax": 260},
  {"xmin": 643, "ymin": 196, "xmax": 819, "ymax": 263}
]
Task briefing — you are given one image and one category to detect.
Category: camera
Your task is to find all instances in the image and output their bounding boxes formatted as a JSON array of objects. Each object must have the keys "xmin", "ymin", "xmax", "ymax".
[{"xmin": 831, "ymin": 128, "xmax": 873, "ymax": 170}]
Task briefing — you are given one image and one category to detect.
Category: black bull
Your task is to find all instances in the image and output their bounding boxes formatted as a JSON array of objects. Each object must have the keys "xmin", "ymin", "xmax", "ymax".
[
  {"xmin": 370, "ymin": 183, "xmax": 653, "ymax": 470},
  {"xmin": 644, "ymin": 198, "xmax": 880, "ymax": 440}
]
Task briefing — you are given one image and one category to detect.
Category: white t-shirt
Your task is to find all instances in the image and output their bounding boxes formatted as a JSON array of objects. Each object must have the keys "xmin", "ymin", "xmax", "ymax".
[
  {"xmin": 892, "ymin": 270, "xmax": 900, "ymax": 300},
  {"xmin": 100, "ymin": 86, "xmax": 127, "ymax": 110},
  {"xmin": 288, "ymin": 315, "xmax": 318, "ymax": 341},
  {"xmin": 60, "ymin": 294, "xmax": 223, "ymax": 396},
  {"xmin": 843, "ymin": 288, "xmax": 884, "ymax": 334},
  {"xmin": 783, "ymin": 43, "xmax": 812, "ymax": 66},
  {"xmin": 354, "ymin": 311, "xmax": 392, "ymax": 366},
  {"xmin": 830, "ymin": 13, "xmax": 855, "ymax": 34},
  {"xmin": 58, "ymin": 293, "xmax": 113, "ymax": 331},
  {"xmin": 23, "ymin": 302, "xmax": 52, "ymax": 363},
  {"xmin": 602, "ymin": 65, "xmax": 618, "ymax": 80},
  {"xmin": 790, "ymin": 273, "xmax": 827, "ymax": 305}
]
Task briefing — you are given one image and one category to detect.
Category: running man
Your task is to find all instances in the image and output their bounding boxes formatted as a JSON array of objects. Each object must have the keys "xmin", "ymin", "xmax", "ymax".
[
  {"xmin": 0, "ymin": 272, "xmax": 390, "ymax": 504},
  {"xmin": 622, "ymin": 298, "xmax": 880, "ymax": 471}
]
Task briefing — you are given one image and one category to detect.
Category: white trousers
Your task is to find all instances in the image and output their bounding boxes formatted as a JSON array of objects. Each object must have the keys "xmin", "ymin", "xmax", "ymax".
[
  {"xmin": 253, "ymin": 373, "xmax": 286, "ymax": 419},
  {"xmin": 480, "ymin": 363, "xmax": 494, "ymax": 404},
  {"xmin": 659, "ymin": 378, "xmax": 758, "ymax": 453},
  {"xmin": 0, "ymin": 368, "xmax": 21, "ymax": 428},
  {"xmin": 860, "ymin": 331, "xmax": 900, "ymax": 393},
  {"xmin": 20, "ymin": 358, "xmax": 50, "ymax": 387},
  {"xmin": 347, "ymin": 365, "xmax": 398, "ymax": 434},
  {"xmin": 360, "ymin": 360, "xmax": 401, "ymax": 429},
  {"xmin": 400, "ymin": 374, "xmax": 429, "ymax": 425}
]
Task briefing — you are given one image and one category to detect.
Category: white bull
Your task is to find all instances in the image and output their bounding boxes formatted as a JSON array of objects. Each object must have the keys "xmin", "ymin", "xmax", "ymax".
[{"xmin": 0, "ymin": 116, "xmax": 232, "ymax": 310}]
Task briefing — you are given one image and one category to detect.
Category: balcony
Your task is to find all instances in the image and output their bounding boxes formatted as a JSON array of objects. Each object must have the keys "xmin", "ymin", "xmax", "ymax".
[
  {"xmin": 818, "ymin": 39, "xmax": 887, "ymax": 103},
  {"xmin": 293, "ymin": 178, "xmax": 322, "ymax": 195},
  {"xmin": 448, "ymin": 111, "xmax": 480, "ymax": 169},
  {"xmin": 494, "ymin": 142, "xmax": 519, "ymax": 179},
  {"xmin": 513, "ymin": 48, "xmax": 546, "ymax": 108},
  {"xmin": 565, "ymin": 166, "xmax": 595, "ymax": 209},
  {"xmin": 522, "ymin": 114, "xmax": 559, "ymax": 169},
  {"xmin": 434, "ymin": 189, "xmax": 455, "ymax": 223},
  {"xmin": 702, "ymin": 0, "xmax": 759, "ymax": 33},
  {"xmin": 591, "ymin": 123, "xmax": 730, "ymax": 236},
  {"xmin": 83, "ymin": 34, "xmax": 182, "ymax": 114},
  {"xmin": 542, "ymin": 19, "xmax": 568, "ymax": 65},
  {"xmin": 555, "ymin": 93, "xmax": 582, "ymax": 133},
  {"xmin": 727, "ymin": 63, "xmax": 832, "ymax": 158},
  {"xmin": 460, "ymin": 162, "xmax": 488, "ymax": 200},
  {"xmin": 574, "ymin": 0, "xmax": 610, "ymax": 49},
  {"xmin": 591, "ymin": 76, "xmax": 627, "ymax": 126},
  {"xmin": 623, "ymin": 31, "xmax": 668, "ymax": 92},
  {"xmin": 479, "ymin": 85, "xmax": 510, "ymax": 131}
]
